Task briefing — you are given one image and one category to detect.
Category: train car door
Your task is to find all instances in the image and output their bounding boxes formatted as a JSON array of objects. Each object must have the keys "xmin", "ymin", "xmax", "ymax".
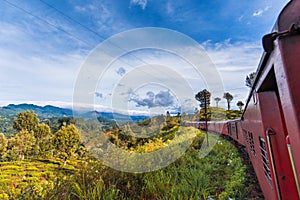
[{"xmin": 257, "ymin": 90, "xmax": 299, "ymax": 200}]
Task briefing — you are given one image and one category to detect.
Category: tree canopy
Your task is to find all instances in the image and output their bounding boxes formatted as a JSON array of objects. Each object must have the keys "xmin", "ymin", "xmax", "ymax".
[
  {"xmin": 214, "ymin": 97, "xmax": 221, "ymax": 108},
  {"xmin": 245, "ymin": 72, "xmax": 256, "ymax": 88},
  {"xmin": 223, "ymin": 93, "xmax": 233, "ymax": 110},
  {"xmin": 0, "ymin": 133, "xmax": 7, "ymax": 160},
  {"xmin": 7, "ymin": 130, "xmax": 35, "ymax": 160},
  {"xmin": 13, "ymin": 110, "xmax": 39, "ymax": 133},
  {"xmin": 236, "ymin": 101, "xmax": 245, "ymax": 111},
  {"xmin": 195, "ymin": 89, "xmax": 211, "ymax": 109},
  {"xmin": 53, "ymin": 124, "xmax": 81, "ymax": 165}
]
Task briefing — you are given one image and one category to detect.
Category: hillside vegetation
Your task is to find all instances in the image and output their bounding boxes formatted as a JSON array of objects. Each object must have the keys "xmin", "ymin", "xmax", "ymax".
[
  {"xmin": 193, "ymin": 107, "xmax": 243, "ymax": 121},
  {"xmin": 0, "ymin": 110, "xmax": 255, "ymax": 199}
]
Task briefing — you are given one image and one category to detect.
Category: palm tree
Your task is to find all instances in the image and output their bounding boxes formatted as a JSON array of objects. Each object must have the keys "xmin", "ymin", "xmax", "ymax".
[
  {"xmin": 214, "ymin": 97, "xmax": 221, "ymax": 108},
  {"xmin": 223, "ymin": 92, "xmax": 233, "ymax": 110},
  {"xmin": 236, "ymin": 101, "xmax": 245, "ymax": 111}
]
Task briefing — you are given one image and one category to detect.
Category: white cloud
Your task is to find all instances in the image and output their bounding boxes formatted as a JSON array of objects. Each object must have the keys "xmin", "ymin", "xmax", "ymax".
[
  {"xmin": 72, "ymin": 1, "xmax": 131, "ymax": 37},
  {"xmin": 202, "ymin": 40, "xmax": 262, "ymax": 105},
  {"xmin": 0, "ymin": 46, "xmax": 86, "ymax": 103},
  {"xmin": 264, "ymin": 6, "xmax": 271, "ymax": 12},
  {"xmin": 253, "ymin": 9, "xmax": 263, "ymax": 17},
  {"xmin": 253, "ymin": 6, "xmax": 271, "ymax": 17},
  {"xmin": 130, "ymin": 0, "xmax": 148, "ymax": 10},
  {"xmin": 74, "ymin": 5, "xmax": 97, "ymax": 12},
  {"xmin": 238, "ymin": 15, "xmax": 244, "ymax": 22},
  {"xmin": 166, "ymin": 1, "xmax": 174, "ymax": 15}
]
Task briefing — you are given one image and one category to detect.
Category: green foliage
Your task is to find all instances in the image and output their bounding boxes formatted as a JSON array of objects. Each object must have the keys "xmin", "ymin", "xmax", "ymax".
[
  {"xmin": 195, "ymin": 89, "xmax": 211, "ymax": 109},
  {"xmin": 53, "ymin": 124, "xmax": 81, "ymax": 164},
  {"xmin": 6, "ymin": 129, "xmax": 36, "ymax": 160},
  {"xmin": 246, "ymin": 72, "xmax": 256, "ymax": 88},
  {"xmin": 34, "ymin": 123, "xmax": 52, "ymax": 158},
  {"xmin": 106, "ymin": 115, "xmax": 182, "ymax": 151},
  {"xmin": 0, "ymin": 159, "xmax": 77, "ymax": 199},
  {"xmin": 225, "ymin": 110, "xmax": 243, "ymax": 120},
  {"xmin": 0, "ymin": 132, "xmax": 255, "ymax": 200},
  {"xmin": 0, "ymin": 115, "xmax": 15, "ymax": 138},
  {"xmin": 49, "ymin": 117, "xmax": 76, "ymax": 133},
  {"xmin": 236, "ymin": 100, "xmax": 245, "ymax": 111},
  {"xmin": 13, "ymin": 110, "xmax": 39, "ymax": 132},
  {"xmin": 214, "ymin": 97, "xmax": 221, "ymax": 108},
  {"xmin": 34, "ymin": 123, "xmax": 51, "ymax": 139},
  {"xmin": 0, "ymin": 133, "xmax": 7, "ymax": 160},
  {"xmin": 0, "ymin": 110, "xmax": 255, "ymax": 199},
  {"xmin": 193, "ymin": 107, "xmax": 243, "ymax": 121},
  {"xmin": 4, "ymin": 111, "xmax": 54, "ymax": 160},
  {"xmin": 223, "ymin": 92, "xmax": 234, "ymax": 110},
  {"xmin": 44, "ymin": 132, "xmax": 253, "ymax": 200}
]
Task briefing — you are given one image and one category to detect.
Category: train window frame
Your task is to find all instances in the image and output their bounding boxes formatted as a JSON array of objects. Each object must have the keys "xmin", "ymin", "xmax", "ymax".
[
  {"xmin": 235, "ymin": 122, "xmax": 239, "ymax": 139},
  {"xmin": 227, "ymin": 123, "xmax": 232, "ymax": 136},
  {"xmin": 231, "ymin": 123, "xmax": 235, "ymax": 136},
  {"xmin": 248, "ymin": 131, "xmax": 256, "ymax": 157},
  {"xmin": 259, "ymin": 137, "xmax": 273, "ymax": 186},
  {"xmin": 242, "ymin": 129, "xmax": 248, "ymax": 143}
]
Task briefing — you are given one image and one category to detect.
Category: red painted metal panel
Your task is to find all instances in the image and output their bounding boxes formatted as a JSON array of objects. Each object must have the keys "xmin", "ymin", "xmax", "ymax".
[
  {"xmin": 277, "ymin": 38, "xmax": 300, "ymax": 194},
  {"xmin": 242, "ymin": 95, "xmax": 275, "ymax": 200},
  {"xmin": 258, "ymin": 92, "xmax": 299, "ymax": 200},
  {"xmin": 272, "ymin": 0, "xmax": 300, "ymax": 193}
]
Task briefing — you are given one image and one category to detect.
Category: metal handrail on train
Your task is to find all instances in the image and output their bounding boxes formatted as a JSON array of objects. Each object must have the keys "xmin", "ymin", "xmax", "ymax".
[
  {"xmin": 266, "ymin": 128, "xmax": 281, "ymax": 200},
  {"xmin": 286, "ymin": 135, "xmax": 300, "ymax": 197}
]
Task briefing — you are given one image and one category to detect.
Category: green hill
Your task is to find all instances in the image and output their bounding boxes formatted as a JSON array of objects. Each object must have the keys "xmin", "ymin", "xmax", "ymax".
[{"xmin": 193, "ymin": 107, "xmax": 243, "ymax": 121}]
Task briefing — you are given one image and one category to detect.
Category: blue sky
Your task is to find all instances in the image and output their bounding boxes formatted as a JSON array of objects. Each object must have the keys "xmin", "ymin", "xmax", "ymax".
[{"xmin": 0, "ymin": 0, "xmax": 289, "ymax": 113}]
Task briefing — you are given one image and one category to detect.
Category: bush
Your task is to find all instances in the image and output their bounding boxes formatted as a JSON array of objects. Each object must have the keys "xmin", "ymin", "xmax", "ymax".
[{"xmin": 43, "ymin": 131, "xmax": 253, "ymax": 199}]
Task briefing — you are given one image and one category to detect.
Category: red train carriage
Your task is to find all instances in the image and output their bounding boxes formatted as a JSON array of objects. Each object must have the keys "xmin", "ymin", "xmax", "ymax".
[
  {"xmin": 241, "ymin": 0, "xmax": 300, "ymax": 199},
  {"xmin": 207, "ymin": 120, "xmax": 228, "ymax": 136},
  {"xmin": 187, "ymin": 1, "xmax": 300, "ymax": 199}
]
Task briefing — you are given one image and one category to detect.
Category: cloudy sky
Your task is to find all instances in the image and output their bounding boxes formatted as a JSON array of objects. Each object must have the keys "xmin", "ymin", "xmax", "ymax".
[{"xmin": 0, "ymin": 0, "xmax": 290, "ymax": 114}]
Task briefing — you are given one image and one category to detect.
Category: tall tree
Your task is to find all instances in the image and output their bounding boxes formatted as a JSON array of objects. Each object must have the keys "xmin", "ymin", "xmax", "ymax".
[
  {"xmin": 195, "ymin": 89, "xmax": 211, "ymax": 146},
  {"xmin": 7, "ymin": 130, "xmax": 35, "ymax": 160},
  {"xmin": 236, "ymin": 101, "xmax": 245, "ymax": 111},
  {"xmin": 195, "ymin": 89, "xmax": 211, "ymax": 109},
  {"xmin": 223, "ymin": 92, "xmax": 233, "ymax": 110},
  {"xmin": 53, "ymin": 124, "xmax": 81, "ymax": 165},
  {"xmin": 0, "ymin": 133, "xmax": 7, "ymax": 160},
  {"xmin": 33, "ymin": 123, "xmax": 52, "ymax": 158},
  {"xmin": 245, "ymin": 72, "xmax": 256, "ymax": 88},
  {"xmin": 13, "ymin": 111, "xmax": 39, "ymax": 133},
  {"xmin": 214, "ymin": 97, "xmax": 221, "ymax": 108}
]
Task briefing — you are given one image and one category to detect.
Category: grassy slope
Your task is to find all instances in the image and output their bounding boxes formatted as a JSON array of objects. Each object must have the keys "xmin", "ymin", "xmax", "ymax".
[
  {"xmin": 0, "ymin": 159, "xmax": 79, "ymax": 199},
  {"xmin": 0, "ymin": 128, "xmax": 255, "ymax": 200}
]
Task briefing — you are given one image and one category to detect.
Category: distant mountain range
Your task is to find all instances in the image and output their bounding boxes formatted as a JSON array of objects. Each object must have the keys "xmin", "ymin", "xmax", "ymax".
[
  {"xmin": 0, "ymin": 104, "xmax": 73, "ymax": 118},
  {"xmin": 0, "ymin": 103, "xmax": 149, "ymax": 122}
]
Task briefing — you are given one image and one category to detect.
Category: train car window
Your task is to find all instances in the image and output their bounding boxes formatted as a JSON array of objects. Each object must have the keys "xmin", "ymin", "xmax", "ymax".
[
  {"xmin": 259, "ymin": 137, "xmax": 273, "ymax": 186},
  {"xmin": 231, "ymin": 123, "xmax": 236, "ymax": 136},
  {"xmin": 227, "ymin": 123, "xmax": 232, "ymax": 136},
  {"xmin": 243, "ymin": 129, "xmax": 248, "ymax": 143},
  {"xmin": 235, "ymin": 122, "xmax": 239, "ymax": 139},
  {"xmin": 248, "ymin": 131, "xmax": 256, "ymax": 157}
]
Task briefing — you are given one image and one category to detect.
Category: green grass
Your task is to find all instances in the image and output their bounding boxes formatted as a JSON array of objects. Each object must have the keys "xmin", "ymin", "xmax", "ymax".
[
  {"xmin": 0, "ymin": 127, "xmax": 255, "ymax": 199},
  {"xmin": 0, "ymin": 159, "xmax": 78, "ymax": 199},
  {"xmin": 44, "ymin": 130, "xmax": 254, "ymax": 200}
]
